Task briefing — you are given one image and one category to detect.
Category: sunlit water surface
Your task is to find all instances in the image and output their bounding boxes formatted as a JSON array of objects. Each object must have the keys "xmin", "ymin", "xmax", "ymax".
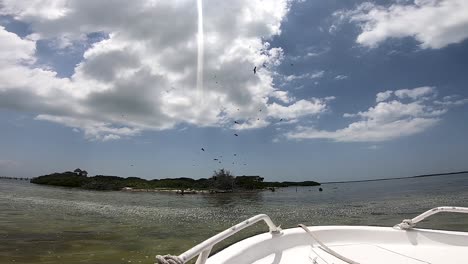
[{"xmin": 1, "ymin": 174, "xmax": 468, "ymax": 263}]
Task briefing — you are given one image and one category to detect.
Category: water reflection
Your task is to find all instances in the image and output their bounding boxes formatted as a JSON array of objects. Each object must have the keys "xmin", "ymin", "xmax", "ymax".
[{"xmin": 202, "ymin": 191, "xmax": 264, "ymax": 207}]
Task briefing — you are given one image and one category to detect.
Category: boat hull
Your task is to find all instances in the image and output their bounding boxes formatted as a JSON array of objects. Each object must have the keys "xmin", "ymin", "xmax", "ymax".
[{"xmin": 206, "ymin": 226, "xmax": 468, "ymax": 264}]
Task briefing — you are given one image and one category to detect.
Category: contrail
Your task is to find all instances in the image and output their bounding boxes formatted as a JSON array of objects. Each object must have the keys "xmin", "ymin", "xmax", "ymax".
[{"xmin": 196, "ymin": 0, "xmax": 204, "ymax": 102}]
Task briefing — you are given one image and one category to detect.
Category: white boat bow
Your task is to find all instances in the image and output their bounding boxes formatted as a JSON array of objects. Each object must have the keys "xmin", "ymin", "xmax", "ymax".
[{"xmin": 156, "ymin": 206, "xmax": 468, "ymax": 264}]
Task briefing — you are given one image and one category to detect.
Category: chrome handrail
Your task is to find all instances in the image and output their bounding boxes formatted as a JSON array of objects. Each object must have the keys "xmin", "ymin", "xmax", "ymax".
[
  {"xmin": 178, "ymin": 214, "xmax": 282, "ymax": 264},
  {"xmin": 395, "ymin": 206, "xmax": 468, "ymax": 230}
]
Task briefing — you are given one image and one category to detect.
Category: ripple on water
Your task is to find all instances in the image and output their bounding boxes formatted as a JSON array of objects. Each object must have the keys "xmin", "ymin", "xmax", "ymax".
[{"xmin": 0, "ymin": 175, "xmax": 468, "ymax": 264}]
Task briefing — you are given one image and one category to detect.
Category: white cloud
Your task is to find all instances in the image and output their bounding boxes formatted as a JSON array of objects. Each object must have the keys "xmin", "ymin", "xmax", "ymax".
[
  {"xmin": 434, "ymin": 95, "xmax": 468, "ymax": 106},
  {"xmin": 233, "ymin": 119, "xmax": 270, "ymax": 130},
  {"xmin": 267, "ymin": 98, "xmax": 328, "ymax": 120},
  {"xmin": 35, "ymin": 115, "xmax": 140, "ymax": 141},
  {"xmin": 341, "ymin": 0, "xmax": 468, "ymax": 49},
  {"xmin": 376, "ymin": 90, "xmax": 393, "ymax": 102},
  {"xmin": 334, "ymin": 75, "xmax": 348, "ymax": 80},
  {"xmin": 394, "ymin": 86, "xmax": 436, "ymax": 100},
  {"xmin": 0, "ymin": 0, "xmax": 331, "ymax": 141},
  {"xmin": 102, "ymin": 134, "xmax": 121, "ymax": 142},
  {"xmin": 0, "ymin": 26, "xmax": 36, "ymax": 63},
  {"xmin": 283, "ymin": 71, "xmax": 324, "ymax": 82},
  {"xmin": 287, "ymin": 87, "xmax": 465, "ymax": 142},
  {"xmin": 271, "ymin": 90, "xmax": 294, "ymax": 104}
]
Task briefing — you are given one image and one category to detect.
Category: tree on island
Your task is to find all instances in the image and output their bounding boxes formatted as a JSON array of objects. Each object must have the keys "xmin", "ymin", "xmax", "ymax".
[
  {"xmin": 211, "ymin": 169, "xmax": 234, "ymax": 190},
  {"xmin": 73, "ymin": 168, "xmax": 88, "ymax": 177}
]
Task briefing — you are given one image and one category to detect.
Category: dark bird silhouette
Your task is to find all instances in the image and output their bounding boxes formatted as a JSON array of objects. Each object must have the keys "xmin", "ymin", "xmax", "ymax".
[
  {"xmin": 319, "ymin": 187, "xmax": 323, "ymax": 192},
  {"xmin": 234, "ymin": 121, "xmax": 239, "ymax": 124},
  {"xmin": 218, "ymin": 161, "xmax": 222, "ymax": 164},
  {"xmin": 234, "ymin": 154, "xmax": 237, "ymax": 156},
  {"xmin": 259, "ymin": 109, "xmax": 262, "ymax": 112},
  {"xmin": 237, "ymin": 108, "xmax": 240, "ymax": 111},
  {"xmin": 280, "ymin": 118, "xmax": 283, "ymax": 121},
  {"xmin": 165, "ymin": 87, "xmax": 176, "ymax": 93},
  {"xmin": 234, "ymin": 133, "xmax": 239, "ymax": 136},
  {"xmin": 201, "ymin": 148, "xmax": 205, "ymax": 151},
  {"xmin": 290, "ymin": 63, "xmax": 294, "ymax": 66},
  {"xmin": 253, "ymin": 66, "xmax": 257, "ymax": 74},
  {"xmin": 213, "ymin": 158, "xmax": 218, "ymax": 161}
]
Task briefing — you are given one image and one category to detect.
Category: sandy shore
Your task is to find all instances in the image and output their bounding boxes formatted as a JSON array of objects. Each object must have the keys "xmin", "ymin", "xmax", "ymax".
[{"xmin": 120, "ymin": 187, "xmax": 270, "ymax": 194}]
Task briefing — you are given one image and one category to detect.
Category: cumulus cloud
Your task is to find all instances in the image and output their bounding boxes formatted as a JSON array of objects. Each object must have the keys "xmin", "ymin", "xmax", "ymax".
[
  {"xmin": 0, "ymin": 0, "xmax": 331, "ymax": 140},
  {"xmin": 339, "ymin": 0, "xmax": 468, "ymax": 49},
  {"xmin": 287, "ymin": 87, "xmax": 466, "ymax": 142},
  {"xmin": 394, "ymin": 86, "xmax": 436, "ymax": 100},
  {"xmin": 376, "ymin": 90, "xmax": 393, "ymax": 102},
  {"xmin": 375, "ymin": 86, "xmax": 436, "ymax": 102}
]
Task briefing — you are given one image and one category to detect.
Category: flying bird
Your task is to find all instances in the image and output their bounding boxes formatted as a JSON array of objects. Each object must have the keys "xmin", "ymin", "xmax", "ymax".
[
  {"xmin": 165, "ymin": 87, "xmax": 176, "ymax": 93},
  {"xmin": 201, "ymin": 148, "xmax": 205, "ymax": 151},
  {"xmin": 234, "ymin": 121, "xmax": 239, "ymax": 124},
  {"xmin": 213, "ymin": 158, "xmax": 218, "ymax": 161},
  {"xmin": 234, "ymin": 134, "xmax": 239, "ymax": 136},
  {"xmin": 280, "ymin": 119, "xmax": 283, "ymax": 121},
  {"xmin": 234, "ymin": 154, "xmax": 237, "ymax": 156},
  {"xmin": 253, "ymin": 66, "xmax": 257, "ymax": 74}
]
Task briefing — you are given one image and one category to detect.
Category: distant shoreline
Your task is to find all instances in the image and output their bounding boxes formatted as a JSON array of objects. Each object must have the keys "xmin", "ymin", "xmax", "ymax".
[{"xmin": 321, "ymin": 170, "xmax": 468, "ymax": 185}]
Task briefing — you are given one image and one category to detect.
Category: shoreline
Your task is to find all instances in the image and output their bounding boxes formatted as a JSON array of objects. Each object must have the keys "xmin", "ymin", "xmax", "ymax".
[
  {"xmin": 321, "ymin": 170, "xmax": 468, "ymax": 185},
  {"xmin": 121, "ymin": 187, "xmax": 276, "ymax": 194}
]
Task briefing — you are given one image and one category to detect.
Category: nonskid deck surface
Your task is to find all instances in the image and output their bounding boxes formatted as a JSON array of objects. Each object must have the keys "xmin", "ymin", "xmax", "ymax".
[{"xmin": 206, "ymin": 226, "xmax": 468, "ymax": 264}]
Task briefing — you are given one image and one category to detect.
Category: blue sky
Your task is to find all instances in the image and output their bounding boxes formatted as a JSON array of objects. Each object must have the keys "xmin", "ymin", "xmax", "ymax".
[{"xmin": 0, "ymin": 0, "xmax": 467, "ymax": 182}]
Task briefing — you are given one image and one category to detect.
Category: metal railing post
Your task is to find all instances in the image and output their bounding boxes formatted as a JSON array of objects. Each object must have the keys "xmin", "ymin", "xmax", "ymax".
[
  {"xmin": 177, "ymin": 214, "xmax": 282, "ymax": 264},
  {"xmin": 395, "ymin": 206, "xmax": 468, "ymax": 230},
  {"xmin": 195, "ymin": 247, "xmax": 212, "ymax": 264}
]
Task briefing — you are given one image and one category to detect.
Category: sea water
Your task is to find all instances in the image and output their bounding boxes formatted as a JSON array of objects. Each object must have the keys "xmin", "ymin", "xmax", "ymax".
[{"xmin": 1, "ymin": 174, "xmax": 467, "ymax": 263}]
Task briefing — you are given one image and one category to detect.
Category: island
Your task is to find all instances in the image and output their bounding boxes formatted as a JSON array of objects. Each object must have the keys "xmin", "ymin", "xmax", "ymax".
[{"xmin": 30, "ymin": 168, "xmax": 321, "ymax": 193}]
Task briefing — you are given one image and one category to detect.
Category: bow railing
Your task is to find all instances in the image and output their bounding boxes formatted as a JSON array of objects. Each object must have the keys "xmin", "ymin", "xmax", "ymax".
[
  {"xmin": 395, "ymin": 206, "xmax": 468, "ymax": 230},
  {"xmin": 174, "ymin": 214, "xmax": 281, "ymax": 264}
]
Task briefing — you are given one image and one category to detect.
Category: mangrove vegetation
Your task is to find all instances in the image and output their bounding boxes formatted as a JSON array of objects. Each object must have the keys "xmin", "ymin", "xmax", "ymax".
[{"xmin": 30, "ymin": 168, "xmax": 321, "ymax": 192}]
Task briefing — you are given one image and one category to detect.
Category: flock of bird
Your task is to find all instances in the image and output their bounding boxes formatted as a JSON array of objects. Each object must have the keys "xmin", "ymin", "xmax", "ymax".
[
  {"xmin": 193, "ymin": 65, "xmax": 289, "ymax": 170},
  {"xmin": 129, "ymin": 64, "xmax": 290, "ymax": 170}
]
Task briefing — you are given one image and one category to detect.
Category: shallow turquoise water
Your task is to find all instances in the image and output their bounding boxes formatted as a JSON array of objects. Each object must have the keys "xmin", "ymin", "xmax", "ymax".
[{"xmin": 1, "ymin": 174, "xmax": 468, "ymax": 263}]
